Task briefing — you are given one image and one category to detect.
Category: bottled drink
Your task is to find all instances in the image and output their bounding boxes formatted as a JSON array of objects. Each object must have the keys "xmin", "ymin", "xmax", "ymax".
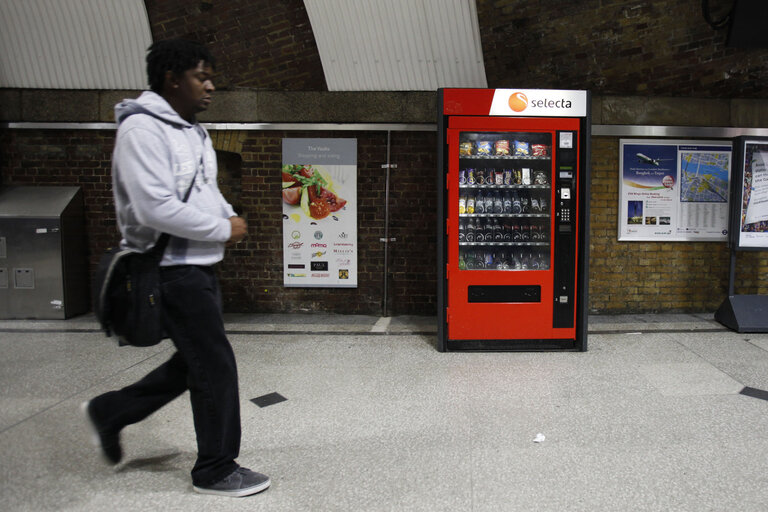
[
  {"xmin": 459, "ymin": 252, "xmax": 466, "ymax": 270},
  {"xmin": 539, "ymin": 223, "xmax": 548, "ymax": 241},
  {"xmin": 459, "ymin": 194, "xmax": 466, "ymax": 214},
  {"xmin": 503, "ymin": 191, "xmax": 512, "ymax": 214},
  {"xmin": 465, "ymin": 251, "xmax": 475, "ymax": 270},
  {"xmin": 540, "ymin": 194, "xmax": 548, "ymax": 212},
  {"xmin": 493, "ymin": 218, "xmax": 503, "ymax": 241},
  {"xmin": 484, "ymin": 192, "xmax": 494, "ymax": 214},
  {"xmin": 512, "ymin": 192, "xmax": 522, "ymax": 214},
  {"xmin": 531, "ymin": 195, "xmax": 541, "ymax": 213},
  {"xmin": 459, "ymin": 219, "xmax": 466, "ymax": 242},
  {"xmin": 475, "ymin": 191, "xmax": 485, "ymax": 214},
  {"xmin": 520, "ymin": 251, "xmax": 530, "ymax": 270},
  {"xmin": 467, "ymin": 192, "xmax": 475, "ymax": 214},
  {"xmin": 512, "ymin": 224, "xmax": 521, "ymax": 242},
  {"xmin": 493, "ymin": 191, "xmax": 503, "ymax": 214},
  {"xmin": 484, "ymin": 251, "xmax": 493, "ymax": 268},
  {"xmin": 466, "ymin": 219, "xmax": 476, "ymax": 242},
  {"xmin": 531, "ymin": 252, "xmax": 540, "ymax": 270},
  {"xmin": 521, "ymin": 194, "xmax": 530, "ymax": 213},
  {"xmin": 484, "ymin": 219, "xmax": 493, "ymax": 242},
  {"xmin": 522, "ymin": 224, "xmax": 531, "ymax": 242},
  {"xmin": 530, "ymin": 224, "xmax": 539, "ymax": 241},
  {"xmin": 503, "ymin": 220, "xmax": 512, "ymax": 241}
]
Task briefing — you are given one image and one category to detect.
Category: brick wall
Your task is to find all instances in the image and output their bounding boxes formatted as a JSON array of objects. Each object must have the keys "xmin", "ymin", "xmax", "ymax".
[
  {"xmin": 144, "ymin": 0, "xmax": 326, "ymax": 91},
  {"xmin": 0, "ymin": 128, "xmax": 437, "ymax": 315},
  {"xmin": 478, "ymin": 0, "xmax": 766, "ymax": 98}
]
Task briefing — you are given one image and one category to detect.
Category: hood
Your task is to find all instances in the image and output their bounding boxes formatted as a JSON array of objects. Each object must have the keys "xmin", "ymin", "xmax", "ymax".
[{"xmin": 114, "ymin": 91, "xmax": 192, "ymax": 127}]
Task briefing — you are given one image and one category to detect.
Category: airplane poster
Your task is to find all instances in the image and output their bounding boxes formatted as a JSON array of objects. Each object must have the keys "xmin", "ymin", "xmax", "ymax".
[{"xmin": 618, "ymin": 139, "xmax": 732, "ymax": 241}]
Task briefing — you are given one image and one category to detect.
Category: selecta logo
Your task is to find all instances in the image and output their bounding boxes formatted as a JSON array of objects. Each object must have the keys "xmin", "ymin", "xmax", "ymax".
[
  {"xmin": 287, "ymin": 241, "xmax": 303, "ymax": 249},
  {"xmin": 491, "ymin": 89, "xmax": 586, "ymax": 117},
  {"xmin": 508, "ymin": 92, "xmax": 528, "ymax": 112}
]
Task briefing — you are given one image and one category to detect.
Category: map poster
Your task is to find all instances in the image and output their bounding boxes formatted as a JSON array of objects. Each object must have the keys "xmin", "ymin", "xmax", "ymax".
[
  {"xmin": 737, "ymin": 141, "xmax": 768, "ymax": 248},
  {"xmin": 281, "ymin": 138, "xmax": 357, "ymax": 287},
  {"xmin": 618, "ymin": 139, "xmax": 732, "ymax": 242}
]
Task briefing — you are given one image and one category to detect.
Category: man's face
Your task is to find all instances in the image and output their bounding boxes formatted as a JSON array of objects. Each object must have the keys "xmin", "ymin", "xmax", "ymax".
[{"xmin": 170, "ymin": 60, "xmax": 215, "ymax": 119}]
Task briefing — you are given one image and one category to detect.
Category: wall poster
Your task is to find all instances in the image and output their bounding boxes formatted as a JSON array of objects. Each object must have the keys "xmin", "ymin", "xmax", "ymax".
[
  {"xmin": 618, "ymin": 139, "xmax": 732, "ymax": 241},
  {"xmin": 736, "ymin": 140, "xmax": 768, "ymax": 248},
  {"xmin": 282, "ymin": 138, "xmax": 357, "ymax": 287}
]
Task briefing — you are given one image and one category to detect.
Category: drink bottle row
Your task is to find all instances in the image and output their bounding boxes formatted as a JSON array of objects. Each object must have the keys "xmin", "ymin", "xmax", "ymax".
[
  {"xmin": 460, "ymin": 167, "xmax": 549, "ymax": 186},
  {"xmin": 460, "ymin": 248, "xmax": 550, "ymax": 271},
  {"xmin": 459, "ymin": 189, "xmax": 549, "ymax": 215},
  {"xmin": 460, "ymin": 218, "xmax": 549, "ymax": 243}
]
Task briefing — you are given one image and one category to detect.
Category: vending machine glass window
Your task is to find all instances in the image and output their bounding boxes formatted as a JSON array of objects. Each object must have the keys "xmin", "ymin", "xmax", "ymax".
[{"xmin": 457, "ymin": 131, "xmax": 552, "ymax": 272}]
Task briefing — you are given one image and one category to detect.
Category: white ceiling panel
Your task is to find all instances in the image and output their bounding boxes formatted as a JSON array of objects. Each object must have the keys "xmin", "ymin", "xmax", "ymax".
[
  {"xmin": 0, "ymin": 0, "xmax": 152, "ymax": 89},
  {"xmin": 304, "ymin": 0, "xmax": 487, "ymax": 91}
]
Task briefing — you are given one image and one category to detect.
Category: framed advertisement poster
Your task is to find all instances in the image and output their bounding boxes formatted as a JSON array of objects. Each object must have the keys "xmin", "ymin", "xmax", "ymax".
[
  {"xmin": 618, "ymin": 139, "xmax": 732, "ymax": 241},
  {"xmin": 281, "ymin": 138, "xmax": 357, "ymax": 287},
  {"xmin": 730, "ymin": 136, "xmax": 768, "ymax": 249}
]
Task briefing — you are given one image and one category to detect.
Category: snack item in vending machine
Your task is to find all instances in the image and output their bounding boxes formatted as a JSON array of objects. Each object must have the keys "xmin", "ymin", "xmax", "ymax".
[
  {"xmin": 503, "ymin": 168, "xmax": 513, "ymax": 185},
  {"xmin": 494, "ymin": 168, "xmax": 504, "ymax": 185},
  {"xmin": 534, "ymin": 171, "xmax": 548, "ymax": 185},
  {"xmin": 522, "ymin": 168, "xmax": 532, "ymax": 185},
  {"xmin": 459, "ymin": 168, "xmax": 466, "ymax": 185},
  {"xmin": 513, "ymin": 168, "xmax": 522, "ymax": 184},
  {"xmin": 532, "ymin": 144, "xmax": 549, "ymax": 157},
  {"xmin": 476, "ymin": 168, "xmax": 486, "ymax": 185},
  {"xmin": 514, "ymin": 140, "xmax": 530, "ymax": 156},
  {"xmin": 467, "ymin": 168, "xmax": 476, "ymax": 185},
  {"xmin": 459, "ymin": 141, "xmax": 473, "ymax": 156},
  {"xmin": 494, "ymin": 139, "xmax": 510, "ymax": 156},
  {"xmin": 477, "ymin": 141, "xmax": 493, "ymax": 155}
]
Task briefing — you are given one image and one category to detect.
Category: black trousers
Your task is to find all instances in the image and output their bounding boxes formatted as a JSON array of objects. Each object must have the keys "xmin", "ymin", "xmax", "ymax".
[{"xmin": 90, "ymin": 265, "xmax": 241, "ymax": 486}]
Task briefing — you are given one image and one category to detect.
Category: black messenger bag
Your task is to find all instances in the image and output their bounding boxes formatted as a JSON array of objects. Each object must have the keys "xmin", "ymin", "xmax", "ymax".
[{"xmin": 95, "ymin": 170, "xmax": 197, "ymax": 347}]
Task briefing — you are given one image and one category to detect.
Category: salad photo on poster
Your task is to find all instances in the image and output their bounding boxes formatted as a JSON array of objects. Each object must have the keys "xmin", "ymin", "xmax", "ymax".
[{"xmin": 282, "ymin": 164, "xmax": 347, "ymax": 221}]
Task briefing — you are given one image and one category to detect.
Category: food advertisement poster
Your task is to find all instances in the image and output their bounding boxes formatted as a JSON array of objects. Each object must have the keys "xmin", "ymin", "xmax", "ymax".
[
  {"xmin": 737, "ymin": 141, "xmax": 768, "ymax": 248},
  {"xmin": 282, "ymin": 138, "xmax": 357, "ymax": 287},
  {"xmin": 618, "ymin": 139, "xmax": 732, "ymax": 241}
]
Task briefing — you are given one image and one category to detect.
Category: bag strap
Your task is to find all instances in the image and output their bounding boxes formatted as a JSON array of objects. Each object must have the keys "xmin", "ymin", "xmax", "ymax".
[{"xmin": 149, "ymin": 163, "xmax": 200, "ymax": 260}]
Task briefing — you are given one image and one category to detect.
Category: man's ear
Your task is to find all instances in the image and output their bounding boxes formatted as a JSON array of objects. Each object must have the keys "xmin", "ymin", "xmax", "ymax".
[{"xmin": 164, "ymin": 70, "xmax": 180, "ymax": 90}]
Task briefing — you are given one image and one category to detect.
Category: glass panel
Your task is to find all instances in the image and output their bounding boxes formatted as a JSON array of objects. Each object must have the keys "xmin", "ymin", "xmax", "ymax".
[{"xmin": 458, "ymin": 131, "xmax": 552, "ymax": 270}]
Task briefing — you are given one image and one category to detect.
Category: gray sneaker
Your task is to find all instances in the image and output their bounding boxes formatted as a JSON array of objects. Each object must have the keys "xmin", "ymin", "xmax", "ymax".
[{"xmin": 193, "ymin": 467, "xmax": 271, "ymax": 497}]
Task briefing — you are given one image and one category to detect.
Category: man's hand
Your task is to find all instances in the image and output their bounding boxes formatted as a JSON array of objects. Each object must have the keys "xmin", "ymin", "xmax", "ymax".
[{"xmin": 227, "ymin": 216, "xmax": 247, "ymax": 245}]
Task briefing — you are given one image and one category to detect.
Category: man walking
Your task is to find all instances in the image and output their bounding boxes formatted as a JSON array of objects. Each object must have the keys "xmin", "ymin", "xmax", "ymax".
[{"xmin": 82, "ymin": 39, "xmax": 269, "ymax": 497}]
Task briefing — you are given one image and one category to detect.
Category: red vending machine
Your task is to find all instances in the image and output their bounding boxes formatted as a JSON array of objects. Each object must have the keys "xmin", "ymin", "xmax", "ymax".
[{"xmin": 437, "ymin": 88, "xmax": 590, "ymax": 351}]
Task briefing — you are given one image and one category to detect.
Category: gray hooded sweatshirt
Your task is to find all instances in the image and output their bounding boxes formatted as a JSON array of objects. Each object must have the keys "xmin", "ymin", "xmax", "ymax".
[{"xmin": 112, "ymin": 91, "xmax": 236, "ymax": 266}]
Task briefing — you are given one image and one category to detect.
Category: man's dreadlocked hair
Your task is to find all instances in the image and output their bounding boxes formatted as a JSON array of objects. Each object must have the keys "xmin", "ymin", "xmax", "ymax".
[{"xmin": 146, "ymin": 39, "xmax": 216, "ymax": 93}]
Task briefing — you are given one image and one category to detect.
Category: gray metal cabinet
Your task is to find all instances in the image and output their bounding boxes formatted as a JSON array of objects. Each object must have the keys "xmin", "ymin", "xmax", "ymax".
[{"xmin": 0, "ymin": 186, "xmax": 88, "ymax": 319}]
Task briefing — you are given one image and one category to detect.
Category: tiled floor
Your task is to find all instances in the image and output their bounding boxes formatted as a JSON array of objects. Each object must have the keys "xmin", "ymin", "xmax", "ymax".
[{"xmin": 1, "ymin": 312, "xmax": 768, "ymax": 511}]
